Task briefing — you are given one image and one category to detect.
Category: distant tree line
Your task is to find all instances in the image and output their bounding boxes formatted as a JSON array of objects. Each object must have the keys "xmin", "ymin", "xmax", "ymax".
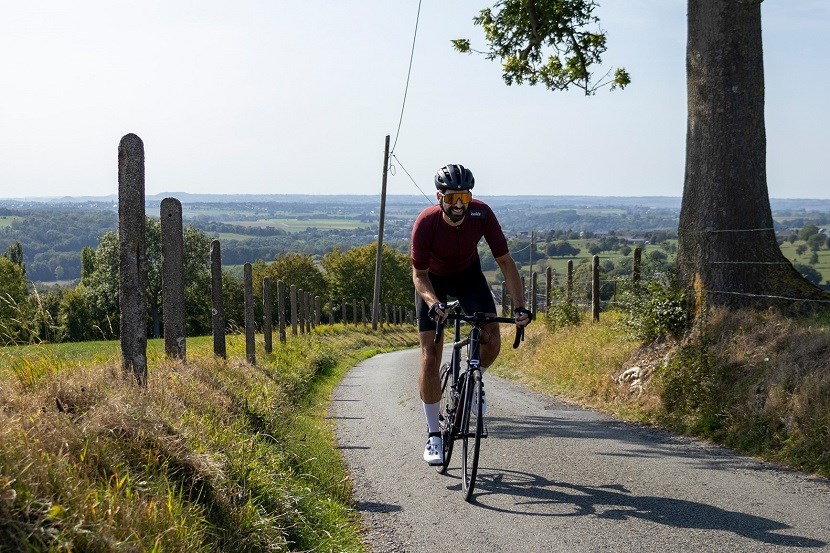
[{"xmin": 0, "ymin": 221, "xmax": 414, "ymax": 345}]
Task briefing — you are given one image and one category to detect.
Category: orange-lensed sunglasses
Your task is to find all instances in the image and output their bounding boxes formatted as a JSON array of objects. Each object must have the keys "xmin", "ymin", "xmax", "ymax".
[{"xmin": 440, "ymin": 191, "xmax": 472, "ymax": 205}]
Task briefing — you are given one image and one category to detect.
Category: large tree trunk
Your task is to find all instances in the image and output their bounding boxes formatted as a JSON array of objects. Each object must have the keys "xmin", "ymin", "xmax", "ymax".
[{"xmin": 678, "ymin": 0, "xmax": 828, "ymax": 311}]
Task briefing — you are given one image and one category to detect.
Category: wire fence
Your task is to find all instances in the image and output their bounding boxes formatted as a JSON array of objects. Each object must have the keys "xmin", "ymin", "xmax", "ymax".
[{"xmin": 495, "ymin": 245, "xmax": 830, "ymax": 323}]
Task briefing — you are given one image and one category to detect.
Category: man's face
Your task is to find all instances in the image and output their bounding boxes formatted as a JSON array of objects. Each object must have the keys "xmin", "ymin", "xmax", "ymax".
[{"xmin": 438, "ymin": 190, "xmax": 472, "ymax": 223}]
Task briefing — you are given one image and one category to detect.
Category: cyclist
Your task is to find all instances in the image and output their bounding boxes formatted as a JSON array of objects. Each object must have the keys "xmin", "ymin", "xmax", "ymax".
[{"xmin": 411, "ymin": 163, "xmax": 531, "ymax": 466}]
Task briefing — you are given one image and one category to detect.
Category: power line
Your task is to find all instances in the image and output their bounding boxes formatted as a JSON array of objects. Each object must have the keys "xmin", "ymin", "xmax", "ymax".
[
  {"xmin": 390, "ymin": 0, "xmax": 422, "ymax": 155},
  {"xmin": 391, "ymin": 154, "xmax": 433, "ymax": 205}
]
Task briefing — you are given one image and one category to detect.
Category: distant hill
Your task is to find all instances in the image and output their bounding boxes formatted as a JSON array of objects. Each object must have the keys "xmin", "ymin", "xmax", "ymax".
[{"xmin": 3, "ymin": 193, "xmax": 829, "ymax": 212}]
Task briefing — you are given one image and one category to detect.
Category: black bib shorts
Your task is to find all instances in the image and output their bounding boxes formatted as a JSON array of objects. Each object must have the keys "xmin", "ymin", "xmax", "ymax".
[{"xmin": 415, "ymin": 258, "xmax": 497, "ymax": 332}]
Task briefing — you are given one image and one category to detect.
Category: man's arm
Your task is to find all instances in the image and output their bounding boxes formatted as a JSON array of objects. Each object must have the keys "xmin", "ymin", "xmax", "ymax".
[
  {"xmin": 412, "ymin": 267, "xmax": 439, "ymax": 307},
  {"xmin": 495, "ymin": 253, "xmax": 531, "ymax": 325}
]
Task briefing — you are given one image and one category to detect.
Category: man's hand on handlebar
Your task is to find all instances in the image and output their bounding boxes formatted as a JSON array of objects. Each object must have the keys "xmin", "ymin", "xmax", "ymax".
[
  {"xmin": 428, "ymin": 301, "xmax": 448, "ymax": 324},
  {"xmin": 513, "ymin": 307, "xmax": 532, "ymax": 327}
]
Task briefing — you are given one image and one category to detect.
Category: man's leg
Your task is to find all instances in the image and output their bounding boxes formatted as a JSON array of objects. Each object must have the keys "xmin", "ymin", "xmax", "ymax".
[
  {"xmin": 419, "ymin": 329, "xmax": 443, "ymax": 408},
  {"xmin": 419, "ymin": 330, "xmax": 444, "ymax": 465},
  {"xmin": 478, "ymin": 320, "xmax": 502, "ymax": 369}
]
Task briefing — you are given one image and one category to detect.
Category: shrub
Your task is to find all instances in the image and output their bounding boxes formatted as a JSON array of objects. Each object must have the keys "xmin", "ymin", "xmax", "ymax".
[
  {"xmin": 544, "ymin": 286, "xmax": 581, "ymax": 331},
  {"xmin": 617, "ymin": 278, "xmax": 690, "ymax": 342}
]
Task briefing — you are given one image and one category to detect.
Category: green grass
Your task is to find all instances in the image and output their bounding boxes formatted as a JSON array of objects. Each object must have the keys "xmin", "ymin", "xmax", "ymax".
[
  {"xmin": 0, "ymin": 325, "xmax": 419, "ymax": 551},
  {"xmin": 0, "ymin": 215, "xmax": 21, "ymax": 229},
  {"xmin": 779, "ymin": 241, "xmax": 830, "ymax": 283},
  {"xmin": 490, "ymin": 307, "xmax": 830, "ymax": 477}
]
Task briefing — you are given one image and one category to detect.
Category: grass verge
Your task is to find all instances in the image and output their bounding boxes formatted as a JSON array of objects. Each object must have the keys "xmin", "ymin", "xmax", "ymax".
[
  {"xmin": 490, "ymin": 308, "xmax": 830, "ymax": 478},
  {"xmin": 0, "ymin": 324, "xmax": 418, "ymax": 552}
]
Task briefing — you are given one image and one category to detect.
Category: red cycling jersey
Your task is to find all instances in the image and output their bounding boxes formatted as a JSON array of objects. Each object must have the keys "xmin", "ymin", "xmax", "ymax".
[{"xmin": 410, "ymin": 199, "xmax": 509, "ymax": 277}]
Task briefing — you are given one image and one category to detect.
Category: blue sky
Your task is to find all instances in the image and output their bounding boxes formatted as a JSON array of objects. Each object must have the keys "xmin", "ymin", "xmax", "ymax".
[{"xmin": 1, "ymin": 1, "xmax": 828, "ymax": 199}]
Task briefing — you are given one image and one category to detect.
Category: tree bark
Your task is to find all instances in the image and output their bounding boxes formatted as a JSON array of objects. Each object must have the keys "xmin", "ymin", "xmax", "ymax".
[{"xmin": 678, "ymin": 0, "xmax": 828, "ymax": 312}]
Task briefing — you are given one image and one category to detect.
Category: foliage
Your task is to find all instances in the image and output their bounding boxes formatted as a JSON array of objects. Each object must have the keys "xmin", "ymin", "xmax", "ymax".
[
  {"xmin": 322, "ymin": 243, "xmax": 413, "ymax": 307},
  {"xmin": 546, "ymin": 240, "xmax": 581, "ymax": 257},
  {"xmin": 453, "ymin": 0, "xmax": 629, "ymax": 94},
  {"xmin": 257, "ymin": 253, "xmax": 326, "ymax": 300},
  {"xmin": 794, "ymin": 262, "xmax": 822, "ymax": 285},
  {"xmin": 0, "ymin": 256, "xmax": 28, "ymax": 344},
  {"xmin": 544, "ymin": 286, "xmax": 581, "ymax": 331},
  {"xmin": 0, "ymin": 207, "xmax": 117, "ymax": 281},
  {"xmin": 490, "ymin": 307, "xmax": 830, "ymax": 477},
  {"xmin": 616, "ymin": 277, "xmax": 690, "ymax": 342},
  {"xmin": 83, "ymin": 219, "xmax": 215, "ymax": 339}
]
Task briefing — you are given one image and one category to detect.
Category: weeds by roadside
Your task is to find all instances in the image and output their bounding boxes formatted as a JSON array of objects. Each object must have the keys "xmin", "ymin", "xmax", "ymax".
[
  {"xmin": 0, "ymin": 325, "xmax": 418, "ymax": 552},
  {"xmin": 491, "ymin": 307, "xmax": 830, "ymax": 478}
]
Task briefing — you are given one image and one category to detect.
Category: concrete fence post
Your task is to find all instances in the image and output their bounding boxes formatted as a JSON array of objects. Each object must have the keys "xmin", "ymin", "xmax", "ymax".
[
  {"xmin": 633, "ymin": 247, "xmax": 642, "ymax": 285},
  {"xmin": 531, "ymin": 271, "xmax": 538, "ymax": 319},
  {"xmin": 118, "ymin": 133, "xmax": 148, "ymax": 385},
  {"xmin": 305, "ymin": 291, "xmax": 311, "ymax": 334},
  {"xmin": 277, "ymin": 280, "xmax": 287, "ymax": 342},
  {"xmin": 545, "ymin": 267, "xmax": 552, "ymax": 312},
  {"xmin": 567, "ymin": 260, "xmax": 574, "ymax": 303},
  {"xmin": 244, "ymin": 263, "xmax": 256, "ymax": 364},
  {"xmin": 263, "ymin": 277, "xmax": 273, "ymax": 354},
  {"xmin": 210, "ymin": 240, "xmax": 226, "ymax": 358},
  {"xmin": 290, "ymin": 285, "xmax": 298, "ymax": 336},
  {"xmin": 591, "ymin": 255, "xmax": 600, "ymax": 322},
  {"xmin": 161, "ymin": 197, "xmax": 186, "ymax": 361}
]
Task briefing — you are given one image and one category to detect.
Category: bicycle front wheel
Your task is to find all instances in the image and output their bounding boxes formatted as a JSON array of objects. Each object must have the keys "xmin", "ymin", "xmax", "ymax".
[
  {"xmin": 436, "ymin": 362, "xmax": 455, "ymax": 474},
  {"xmin": 461, "ymin": 369, "xmax": 483, "ymax": 501}
]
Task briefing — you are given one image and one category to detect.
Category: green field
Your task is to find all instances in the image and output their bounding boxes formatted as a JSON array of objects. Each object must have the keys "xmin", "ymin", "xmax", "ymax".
[
  {"xmin": 226, "ymin": 218, "xmax": 371, "ymax": 232},
  {"xmin": 779, "ymin": 242, "xmax": 830, "ymax": 283},
  {"xmin": 0, "ymin": 215, "xmax": 21, "ymax": 229}
]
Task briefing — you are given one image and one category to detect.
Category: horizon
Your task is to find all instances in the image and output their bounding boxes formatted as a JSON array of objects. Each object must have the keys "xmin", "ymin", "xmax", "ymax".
[{"xmin": 1, "ymin": 2, "xmax": 828, "ymax": 199}]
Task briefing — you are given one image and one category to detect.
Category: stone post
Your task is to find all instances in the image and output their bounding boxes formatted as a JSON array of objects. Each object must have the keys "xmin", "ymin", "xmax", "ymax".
[
  {"xmin": 277, "ymin": 280, "xmax": 287, "ymax": 343},
  {"xmin": 633, "ymin": 247, "xmax": 642, "ymax": 285},
  {"xmin": 567, "ymin": 260, "xmax": 574, "ymax": 302},
  {"xmin": 545, "ymin": 267, "xmax": 552, "ymax": 313},
  {"xmin": 297, "ymin": 288, "xmax": 306, "ymax": 334},
  {"xmin": 531, "ymin": 271, "xmax": 538, "ymax": 319},
  {"xmin": 161, "ymin": 197, "xmax": 186, "ymax": 361},
  {"xmin": 290, "ymin": 285, "xmax": 298, "ymax": 336},
  {"xmin": 118, "ymin": 133, "xmax": 148, "ymax": 385},
  {"xmin": 244, "ymin": 263, "xmax": 255, "ymax": 364},
  {"xmin": 591, "ymin": 255, "xmax": 600, "ymax": 322},
  {"xmin": 210, "ymin": 240, "xmax": 226, "ymax": 358},
  {"xmin": 263, "ymin": 277, "xmax": 273, "ymax": 354}
]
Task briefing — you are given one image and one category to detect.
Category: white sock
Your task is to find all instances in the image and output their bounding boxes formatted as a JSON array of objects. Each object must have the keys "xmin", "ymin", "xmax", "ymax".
[{"xmin": 423, "ymin": 401, "xmax": 441, "ymax": 434}]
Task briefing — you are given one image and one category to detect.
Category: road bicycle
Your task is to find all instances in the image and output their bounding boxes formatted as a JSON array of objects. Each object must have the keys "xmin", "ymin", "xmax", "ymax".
[{"xmin": 434, "ymin": 301, "xmax": 525, "ymax": 501}]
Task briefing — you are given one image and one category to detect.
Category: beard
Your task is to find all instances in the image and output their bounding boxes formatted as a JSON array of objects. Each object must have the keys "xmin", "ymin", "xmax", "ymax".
[{"xmin": 442, "ymin": 203, "xmax": 467, "ymax": 223}]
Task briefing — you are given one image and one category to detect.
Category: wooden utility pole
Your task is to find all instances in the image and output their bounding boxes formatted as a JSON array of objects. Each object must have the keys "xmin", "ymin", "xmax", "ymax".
[{"xmin": 372, "ymin": 135, "xmax": 391, "ymax": 330}]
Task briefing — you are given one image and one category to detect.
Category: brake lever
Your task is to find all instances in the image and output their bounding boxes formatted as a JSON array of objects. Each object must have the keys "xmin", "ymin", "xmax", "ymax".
[{"xmin": 512, "ymin": 325, "xmax": 525, "ymax": 349}]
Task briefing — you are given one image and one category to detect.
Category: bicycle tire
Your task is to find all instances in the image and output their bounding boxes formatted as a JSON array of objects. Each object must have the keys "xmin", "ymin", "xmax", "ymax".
[
  {"xmin": 436, "ymin": 362, "xmax": 455, "ymax": 474},
  {"xmin": 461, "ymin": 369, "xmax": 483, "ymax": 501}
]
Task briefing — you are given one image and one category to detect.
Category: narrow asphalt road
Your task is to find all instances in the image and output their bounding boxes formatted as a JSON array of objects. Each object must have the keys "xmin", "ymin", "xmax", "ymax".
[{"xmin": 331, "ymin": 348, "xmax": 830, "ymax": 552}]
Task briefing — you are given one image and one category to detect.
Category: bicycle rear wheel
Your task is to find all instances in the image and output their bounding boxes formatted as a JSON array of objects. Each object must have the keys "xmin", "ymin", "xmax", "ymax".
[
  {"xmin": 436, "ymin": 362, "xmax": 455, "ymax": 474},
  {"xmin": 461, "ymin": 369, "xmax": 483, "ymax": 501}
]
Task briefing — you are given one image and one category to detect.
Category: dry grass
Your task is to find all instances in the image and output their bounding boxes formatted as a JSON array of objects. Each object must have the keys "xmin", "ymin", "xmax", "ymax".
[
  {"xmin": 0, "ymin": 326, "xmax": 419, "ymax": 552},
  {"xmin": 490, "ymin": 308, "xmax": 830, "ymax": 477}
]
